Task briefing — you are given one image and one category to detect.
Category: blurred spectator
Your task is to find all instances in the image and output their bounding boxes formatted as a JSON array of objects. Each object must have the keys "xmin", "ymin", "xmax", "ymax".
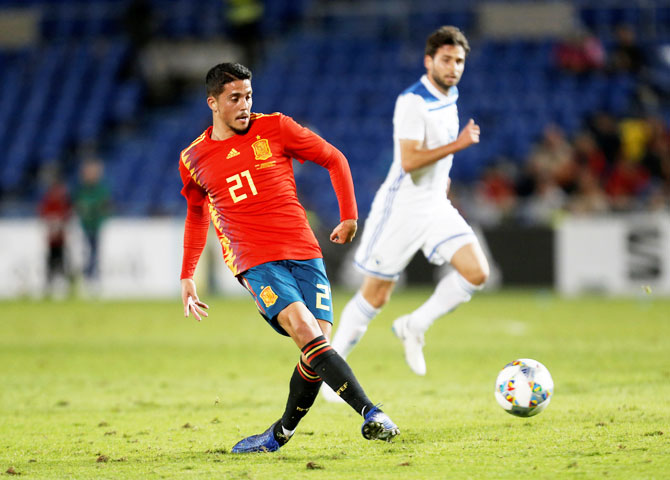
[
  {"xmin": 507, "ymin": 114, "xmax": 670, "ymax": 223},
  {"xmin": 605, "ymin": 157, "xmax": 651, "ymax": 211},
  {"xmin": 641, "ymin": 115, "xmax": 670, "ymax": 185},
  {"xmin": 472, "ymin": 163, "xmax": 518, "ymax": 226},
  {"xmin": 567, "ymin": 168, "xmax": 609, "ymax": 214},
  {"xmin": 74, "ymin": 159, "xmax": 112, "ymax": 283},
  {"xmin": 572, "ymin": 130, "xmax": 607, "ymax": 178},
  {"xmin": 554, "ymin": 29, "xmax": 605, "ymax": 74},
  {"xmin": 522, "ymin": 170, "xmax": 567, "ymax": 224},
  {"xmin": 122, "ymin": 0, "xmax": 154, "ymax": 79},
  {"xmin": 226, "ymin": 0, "xmax": 264, "ymax": 67},
  {"xmin": 38, "ymin": 169, "xmax": 73, "ymax": 296},
  {"xmin": 588, "ymin": 112, "xmax": 622, "ymax": 165},
  {"xmin": 528, "ymin": 124, "xmax": 577, "ymax": 193},
  {"xmin": 609, "ymin": 25, "xmax": 645, "ymax": 75},
  {"xmin": 608, "ymin": 25, "xmax": 662, "ymax": 115},
  {"xmin": 124, "ymin": 0, "xmax": 153, "ymax": 50},
  {"xmin": 478, "ymin": 164, "xmax": 517, "ymax": 212},
  {"xmin": 620, "ymin": 117, "xmax": 651, "ymax": 163}
]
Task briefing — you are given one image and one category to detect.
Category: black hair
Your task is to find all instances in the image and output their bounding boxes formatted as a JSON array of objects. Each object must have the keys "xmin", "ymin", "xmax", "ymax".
[{"xmin": 205, "ymin": 62, "xmax": 252, "ymax": 97}]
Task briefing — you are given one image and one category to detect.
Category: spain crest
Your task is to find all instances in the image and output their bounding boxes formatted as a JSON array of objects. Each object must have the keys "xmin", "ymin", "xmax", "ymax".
[
  {"xmin": 252, "ymin": 137, "xmax": 272, "ymax": 161},
  {"xmin": 260, "ymin": 285, "xmax": 278, "ymax": 307}
]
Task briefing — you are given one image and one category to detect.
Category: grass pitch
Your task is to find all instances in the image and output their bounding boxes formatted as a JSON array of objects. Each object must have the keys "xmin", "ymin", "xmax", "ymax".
[{"xmin": 1, "ymin": 289, "xmax": 668, "ymax": 479}]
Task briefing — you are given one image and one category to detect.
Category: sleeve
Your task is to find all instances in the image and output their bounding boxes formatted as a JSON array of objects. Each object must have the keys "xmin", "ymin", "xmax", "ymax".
[
  {"xmin": 179, "ymin": 159, "xmax": 210, "ymax": 279},
  {"xmin": 279, "ymin": 114, "xmax": 358, "ymax": 222},
  {"xmin": 393, "ymin": 94, "xmax": 425, "ymax": 141}
]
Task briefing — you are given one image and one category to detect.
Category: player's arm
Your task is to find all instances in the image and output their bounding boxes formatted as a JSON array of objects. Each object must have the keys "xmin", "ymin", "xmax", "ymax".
[
  {"xmin": 400, "ymin": 119, "xmax": 480, "ymax": 173},
  {"xmin": 179, "ymin": 160, "xmax": 210, "ymax": 320},
  {"xmin": 280, "ymin": 115, "xmax": 358, "ymax": 244}
]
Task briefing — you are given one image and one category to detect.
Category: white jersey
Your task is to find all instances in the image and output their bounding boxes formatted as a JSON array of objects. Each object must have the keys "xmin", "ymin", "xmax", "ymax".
[
  {"xmin": 382, "ymin": 74, "xmax": 460, "ymax": 204},
  {"xmin": 354, "ymin": 75, "xmax": 477, "ymax": 280}
]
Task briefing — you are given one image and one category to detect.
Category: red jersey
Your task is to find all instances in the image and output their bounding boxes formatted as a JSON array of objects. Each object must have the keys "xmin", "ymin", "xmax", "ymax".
[{"xmin": 179, "ymin": 113, "xmax": 357, "ymax": 278}]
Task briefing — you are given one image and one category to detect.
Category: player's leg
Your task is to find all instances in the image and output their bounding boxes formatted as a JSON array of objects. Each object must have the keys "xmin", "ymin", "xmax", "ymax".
[
  {"xmin": 275, "ymin": 353, "xmax": 324, "ymax": 446},
  {"xmin": 46, "ymin": 245, "xmax": 58, "ymax": 287},
  {"xmin": 240, "ymin": 259, "xmax": 340, "ymax": 421},
  {"xmin": 231, "ymin": 303, "xmax": 324, "ymax": 454},
  {"xmin": 280, "ymin": 303, "xmax": 399, "ymax": 441},
  {"xmin": 279, "ymin": 315, "xmax": 333, "ymax": 445},
  {"xmin": 409, "ymin": 241, "xmax": 489, "ymax": 332},
  {"xmin": 280, "ymin": 302, "xmax": 373, "ymax": 413},
  {"xmin": 233, "ymin": 262, "xmax": 325, "ymax": 453},
  {"xmin": 291, "ymin": 259, "xmax": 389, "ymax": 408},
  {"xmin": 330, "ymin": 276, "xmax": 395, "ymax": 359},
  {"xmin": 322, "ymin": 276, "xmax": 395, "ymax": 402},
  {"xmin": 394, "ymin": 203, "xmax": 489, "ymax": 375},
  {"xmin": 393, "ymin": 241, "xmax": 489, "ymax": 375},
  {"xmin": 232, "ymin": 261, "xmax": 398, "ymax": 452}
]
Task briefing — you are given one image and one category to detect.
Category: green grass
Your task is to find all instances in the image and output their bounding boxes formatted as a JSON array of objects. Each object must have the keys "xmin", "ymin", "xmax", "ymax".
[{"xmin": 1, "ymin": 289, "xmax": 669, "ymax": 479}]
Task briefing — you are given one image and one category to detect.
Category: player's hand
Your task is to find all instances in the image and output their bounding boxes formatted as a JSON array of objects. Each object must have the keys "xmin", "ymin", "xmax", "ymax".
[
  {"xmin": 181, "ymin": 278, "xmax": 209, "ymax": 321},
  {"xmin": 455, "ymin": 118, "xmax": 480, "ymax": 151},
  {"xmin": 330, "ymin": 219, "xmax": 357, "ymax": 244}
]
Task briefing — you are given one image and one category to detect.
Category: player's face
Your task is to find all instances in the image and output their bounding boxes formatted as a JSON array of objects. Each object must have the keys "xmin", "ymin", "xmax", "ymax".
[
  {"xmin": 424, "ymin": 44, "xmax": 466, "ymax": 94},
  {"xmin": 211, "ymin": 79, "xmax": 253, "ymax": 134}
]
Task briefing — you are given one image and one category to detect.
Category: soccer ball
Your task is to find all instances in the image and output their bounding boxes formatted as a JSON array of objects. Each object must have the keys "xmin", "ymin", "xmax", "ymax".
[{"xmin": 495, "ymin": 358, "xmax": 553, "ymax": 417}]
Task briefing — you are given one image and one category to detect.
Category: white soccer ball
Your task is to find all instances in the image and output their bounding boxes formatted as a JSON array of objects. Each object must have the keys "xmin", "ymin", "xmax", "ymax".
[{"xmin": 495, "ymin": 358, "xmax": 554, "ymax": 417}]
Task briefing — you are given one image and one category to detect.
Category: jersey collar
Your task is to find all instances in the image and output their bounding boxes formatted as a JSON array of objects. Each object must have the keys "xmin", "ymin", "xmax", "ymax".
[{"xmin": 420, "ymin": 75, "xmax": 458, "ymax": 103}]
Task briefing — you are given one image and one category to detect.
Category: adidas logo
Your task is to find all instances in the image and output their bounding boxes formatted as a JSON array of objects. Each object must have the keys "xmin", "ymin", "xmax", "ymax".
[{"xmin": 226, "ymin": 148, "xmax": 240, "ymax": 159}]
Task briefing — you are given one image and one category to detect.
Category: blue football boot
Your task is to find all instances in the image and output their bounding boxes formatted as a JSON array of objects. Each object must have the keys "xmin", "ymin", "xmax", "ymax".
[
  {"xmin": 231, "ymin": 420, "xmax": 284, "ymax": 453},
  {"xmin": 361, "ymin": 405, "xmax": 400, "ymax": 442}
]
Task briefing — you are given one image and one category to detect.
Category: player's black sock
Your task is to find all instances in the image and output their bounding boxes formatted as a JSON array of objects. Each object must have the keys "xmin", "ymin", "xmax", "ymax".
[
  {"xmin": 279, "ymin": 358, "xmax": 323, "ymax": 438},
  {"xmin": 301, "ymin": 335, "xmax": 374, "ymax": 415},
  {"xmin": 272, "ymin": 419, "xmax": 292, "ymax": 446}
]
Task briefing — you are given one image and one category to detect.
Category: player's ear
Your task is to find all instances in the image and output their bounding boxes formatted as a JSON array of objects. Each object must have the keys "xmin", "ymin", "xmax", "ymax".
[
  {"xmin": 424, "ymin": 54, "xmax": 432, "ymax": 71},
  {"xmin": 207, "ymin": 96, "xmax": 218, "ymax": 112}
]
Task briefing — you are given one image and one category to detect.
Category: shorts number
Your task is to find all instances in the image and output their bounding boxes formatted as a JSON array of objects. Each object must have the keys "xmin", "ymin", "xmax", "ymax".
[
  {"xmin": 227, "ymin": 170, "xmax": 258, "ymax": 203},
  {"xmin": 316, "ymin": 284, "xmax": 331, "ymax": 311}
]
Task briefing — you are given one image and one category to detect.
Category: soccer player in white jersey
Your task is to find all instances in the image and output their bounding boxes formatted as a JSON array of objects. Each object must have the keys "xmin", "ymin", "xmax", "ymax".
[{"xmin": 324, "ymin": 26, "xmax": 489, "ymax": 396}]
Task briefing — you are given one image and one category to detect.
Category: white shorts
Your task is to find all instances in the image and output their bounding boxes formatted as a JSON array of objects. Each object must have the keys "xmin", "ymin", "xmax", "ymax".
[{"xmin": 354, "ymin": 194, "xmax": 477, "ymax": 280}]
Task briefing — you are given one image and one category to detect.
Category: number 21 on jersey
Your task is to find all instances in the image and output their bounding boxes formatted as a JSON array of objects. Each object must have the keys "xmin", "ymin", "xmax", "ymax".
[{"xmin": 227, "ymin": 170, "xmax": 258, "ymax": 203}]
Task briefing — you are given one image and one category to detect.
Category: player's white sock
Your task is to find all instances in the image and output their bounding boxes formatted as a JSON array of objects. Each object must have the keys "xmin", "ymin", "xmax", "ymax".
[
  {"xmin": 282, "ymin": 425, "xmax": 295, "ymax": 438},
  {"xmin": 407, "ymin": 271, "xmax": 481, "ymax": 335},
  {"xmin": 331, "ymin": 291, "xmax": 380, "ymax": 359}
]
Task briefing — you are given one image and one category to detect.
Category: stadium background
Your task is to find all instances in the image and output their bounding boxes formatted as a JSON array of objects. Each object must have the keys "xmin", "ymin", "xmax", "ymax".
[{"xmin": 0, "ymin": 0, "xmax": 669, "ymax": 298}]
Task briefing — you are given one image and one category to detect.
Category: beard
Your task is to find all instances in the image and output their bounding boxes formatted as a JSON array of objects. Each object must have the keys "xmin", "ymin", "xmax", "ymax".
[
  {"xmin": 230, "ymin": 124, "xmax": 250, "ymax": 135},
  {"xmin": 431, "ymin": 71, "xmax": 458, "ymax": 92},
  {"xmin": 228, "ymin": 118, "xmax": 251, "ymax": 135}
]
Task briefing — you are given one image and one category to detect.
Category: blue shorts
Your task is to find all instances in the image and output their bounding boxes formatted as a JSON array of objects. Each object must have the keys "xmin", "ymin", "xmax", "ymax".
[{"xmin": 238, "ymin": 258, "xmax": 333, "ymax": 336}]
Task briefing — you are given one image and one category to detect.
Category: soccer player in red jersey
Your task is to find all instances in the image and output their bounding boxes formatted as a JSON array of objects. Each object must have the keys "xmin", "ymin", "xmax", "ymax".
[{"xmin": 178, "ymin": 62, "xmax": 399, "ymax": 452}]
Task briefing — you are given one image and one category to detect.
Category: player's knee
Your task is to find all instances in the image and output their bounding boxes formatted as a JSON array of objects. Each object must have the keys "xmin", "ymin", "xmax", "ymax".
[
  {"xmin": 361, "ymin": 278, "xmax": 394, "ymax": 309},
  {"xmin": 462, "ymin": 263, "xmax": 489, "ymax": 287},
  {"xmin": 471, "ymin": 270, "xmax": 488, "ymax": 287},
  {"xmin": 366, "ymin": 288, "xmax": 391, "ymax": 309},
  {"xmin": 279, "ymin": 302, "xmax": 322, "ymax": 342},
  {"xmin": 292, "ymin": 319, "xmax": 323, "ymax": 346}
]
